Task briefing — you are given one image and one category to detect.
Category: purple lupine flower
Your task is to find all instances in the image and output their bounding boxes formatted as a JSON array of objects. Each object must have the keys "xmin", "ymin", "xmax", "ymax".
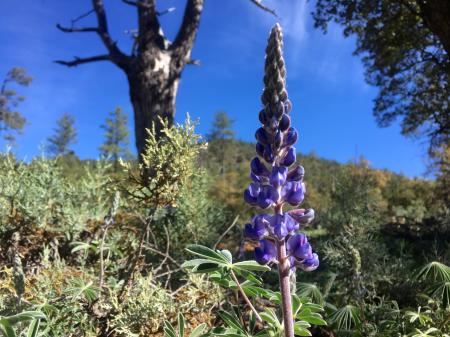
[
  {"xmin": 288, "ymin": 208, "xmax": 315, "ymax": 224},
  {"xmin": 270, "ymin": 166, "xmax": 288, "ymax": 187},
  {"xmin": 287, "ymin": 165, "xmax": 305, "ymax": 182},
  {"xmin": 244, "ymin": 214, "xmax": 270, "ymax": 240},
  {"xmin": 287, "ymin": 234, "xmax": 312, "ymax": 261},
  {"xmin": 281, "ymin": 147, "xmax": 296, "ymax": 166},
  {"xmin": 251, "ymin": 157, "xmax": 270, "ymax": 177},
  {"xmin": 242, "ymin": 24, "xmax": 323, "ymax": 337},
  {"xmin": 244, "ymin": 183, "xmax": 260, "ymax": 205},
  {"xmin": 257, "ymin": 185, "xmax": 279, "ymax": 209},
  {"xmin": 255, "ymin": 239, "xmax": 277, "ymax": 265},
  {"xmin": 299, "ymin": 253, "xmax": 320, "ymax": 271},
  {"xmin": 243, "ymin": 23, "xmax": 319, "ymax": 285},
  {"xmin": 282, "ymin": 181, "xmax": 305, "ymax": 206}
]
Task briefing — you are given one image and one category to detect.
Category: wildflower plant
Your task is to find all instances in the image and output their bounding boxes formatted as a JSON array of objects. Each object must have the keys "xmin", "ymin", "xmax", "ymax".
[{"xmin": 183, "ymin": 24, "xmax": 324, "ymax": 337}]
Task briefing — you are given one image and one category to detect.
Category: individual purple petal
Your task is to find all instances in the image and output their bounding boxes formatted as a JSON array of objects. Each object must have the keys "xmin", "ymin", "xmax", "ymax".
[
  {"xmin": 287, "ymin": 165, "xmax": 305, "ymax": 182},
  {"xmin": 255, "ymin": 127, "xmax": 269, "ymax": 145},
  {"xmin": 281, "ymin": 147, "xmax": 296, "ymax": 166},
  {"xmin": 284, "ymin": 214, "xmax": 299, "ymax": 232},
  {"xmin": 263, "ymin": 146, "xmax": 274, "ymax": 163},
  {"xmin": 255, "ymin": 239, "xmax": 277, "ymax": 265},
  {"xmin": 279, "ymin": 113, "xmax": 290, "ymax": 132},
  {"xmin": 288, "ymin": 208, "xmax": 315, "ymax": 224},
  {"xmin": 300, "ymin": 253, "xmax": 319, "ymax": 272},
  {"xmin": 254, "ymin": 214, "xmax": 271, "ymax": 228},
  {"xmin": 268, "ymin": 214, "xmax": 288, "ymax": 239},
  {"xmin": 270, "ymin": 166, "xmax": 288, "ymax": 187},
  {"xmin": 257, "ymin": 185, "xmax": 279, "ymax": 209},
  {"xmin": 287, "ymin": 233, "xmax": 312, "ymax": 260},
  {"xmin": 282, "ymin": 181, "xmax": 305, "ymax": 206},
  {"xmin": 283, "ymin": 127, "xmax": 298, "ymax": 147},
  {"xmin": 244, "ymin": 183, "xmax": 260, "ymax": 205},
  {"xmin": 244, "ymin": 215, "xmax": 268, "ymax": 240},
  {"xmin": 251, "ymin": 157, "xmax": 270, "ymax": 177}
]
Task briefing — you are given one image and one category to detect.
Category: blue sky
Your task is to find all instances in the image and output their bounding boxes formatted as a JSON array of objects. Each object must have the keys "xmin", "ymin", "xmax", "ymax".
[{"xmin": 0, "ymin": 0, "xmax": 430, "ymax": 177}]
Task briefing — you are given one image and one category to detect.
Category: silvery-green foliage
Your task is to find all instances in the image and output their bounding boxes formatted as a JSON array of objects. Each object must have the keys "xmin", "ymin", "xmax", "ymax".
[
  {"xmin": 110, "ymin": 275, "xmax": 176, "ymax": 336},
  {"xmin": 0, "ymin": 153, "xmax": 113, "ymax": 238}
]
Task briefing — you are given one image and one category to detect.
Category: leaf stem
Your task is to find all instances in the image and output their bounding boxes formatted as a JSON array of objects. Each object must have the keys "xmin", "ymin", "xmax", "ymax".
[{"xmin": 229, "ymin": 269, "xmax": 263, "ymax": 322}]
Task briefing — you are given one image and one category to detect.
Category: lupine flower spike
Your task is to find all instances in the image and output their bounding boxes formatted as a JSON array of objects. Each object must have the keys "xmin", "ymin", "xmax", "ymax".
[{"xmin": 243, "ymin": 23, "xmax": 319, "ymax": 337}]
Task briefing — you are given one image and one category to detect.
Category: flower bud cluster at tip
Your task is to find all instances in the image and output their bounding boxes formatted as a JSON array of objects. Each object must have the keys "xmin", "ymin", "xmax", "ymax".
[{"xmin": 243, "ymin": 23, "xmax": 319, "ymax": 273}]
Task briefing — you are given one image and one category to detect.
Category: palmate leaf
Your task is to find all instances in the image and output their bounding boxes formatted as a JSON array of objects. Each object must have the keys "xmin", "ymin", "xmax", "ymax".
[
  {"xmin": 428, "ymin": 281, "xmax": 450, "ymax": 308},
  {"xmin": 410, "ymin": 327, "xmax": 440, "ymax": 337},
  {"xmin": 416, "ymin": 261, "xmax": 450, "ymax": 282},
  {"xmin": 297, "ymin": 283, "xmax": 324, "ymax": 305},
  {"xmin": 328, "ymin": 305, "xmax": 361, "ymax": 331},
  {"xmin": 183, "ymin": 245, "xmax": 270, "ymax": 283},
  {"xmin": 65, "ymin": 278, "xmax": 100, "ymax": 302}
]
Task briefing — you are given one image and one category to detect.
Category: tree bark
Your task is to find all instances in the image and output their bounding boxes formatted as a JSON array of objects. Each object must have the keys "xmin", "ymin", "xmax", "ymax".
[
  {"xmin": 127, "ymin": 51, "xmax": 180, "ymax": 158},
  {"xmin": 417, "ymin": 0, "xmax": 450, "ymax": 60}
]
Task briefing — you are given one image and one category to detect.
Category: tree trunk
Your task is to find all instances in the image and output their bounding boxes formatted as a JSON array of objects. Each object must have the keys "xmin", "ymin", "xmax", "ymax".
[
  {"xmin": 127, "ymin": 51, "xmax": 180, "ymax": 160},
  {"xmin": 418, "ymin": 0, "xmax": 450, "ymax": 60}
]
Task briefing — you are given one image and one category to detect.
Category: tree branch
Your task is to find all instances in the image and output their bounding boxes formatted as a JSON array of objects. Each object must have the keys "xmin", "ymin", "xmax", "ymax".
[
  {"xmin": 92, "ymin": 0, "xmax": 130, "ymax": 69},
  {"xmin": 56, "ymin": 24, "xmax": 98, "ymax": 33},
  {"xmin": 170, "ymin": 0, "xmax": 204, "ymax": 58},
  {"xmin": 54, "ymin": 55, "xmax": 110, "ymax": 67},
  {"xmin": 134, "ymin": 0, "xmax": 167, "ymax": 51},
  {"xmin": 122, "ymin": 0, "xmax": 151, "ymax": 9},
  {"xmin": 187, "ymin": 59, "xmax": 201, "ymax": 66},
  {"xmin": 249, "ymin": 0, "xmax": 277, "ymax": 17}
]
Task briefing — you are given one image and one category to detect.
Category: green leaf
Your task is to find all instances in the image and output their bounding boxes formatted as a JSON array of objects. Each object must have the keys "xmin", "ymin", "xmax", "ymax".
[
  {"xmin": 292, "ymin": 294, "xmax": 302, "ymax": 316},
  {"xmin": 0, "ymin": 318, "xmax": 16, "ymax": 337},
  {"xmin": 178, "ymin": 313, "xmax": 185, "ymax": 337},
  {"xmin": 164, "ymin": 320, "xmax": 177, "ymax": 337},
  {"xmin": 297, "ymin": 312, "xmax": 327, "ymax": 326},
  {"xmin": 27, "ymin": 319, "xmax": 41, "ymax": 337},
  {"xmin": 218, "ymin": 311, "xmax": 246, "ymax": 334},
  {"xmin": 189, "ymin": 323, "xmax": 207, "ymax": 337},
  {"xmin": 297, "ymin": 283, "xmax": 324, "ymax": 305},
  {"xmin": 4, "ymin": 311, "xmax": 46, "ymax": 325},
  {"xmin": 233, "ymin": 261, "xmax": 271, "ymax": 272},
  {"xmin": 328, "ymin": 305, "xmax": 361, "ymax": 331},
  {"xmin": 294, "ymin": 321, "xmax": 312, "ymax": 336},
  {"xmin": 417, "ymin": 261, "xmax": 450, "ymax": 282},
  {"xmin": 221, "ymin": 250, "xmax": 233, "ymax": 263},
  {"xmin": 185, "ymin": 245, "xmax": 230, "ymax": 264}
]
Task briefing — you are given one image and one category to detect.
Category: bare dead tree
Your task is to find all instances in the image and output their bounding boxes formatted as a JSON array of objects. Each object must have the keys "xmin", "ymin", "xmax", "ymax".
[{"xmin": 56, "ymin": 0, "xmax": 276, "ymax": 159}]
